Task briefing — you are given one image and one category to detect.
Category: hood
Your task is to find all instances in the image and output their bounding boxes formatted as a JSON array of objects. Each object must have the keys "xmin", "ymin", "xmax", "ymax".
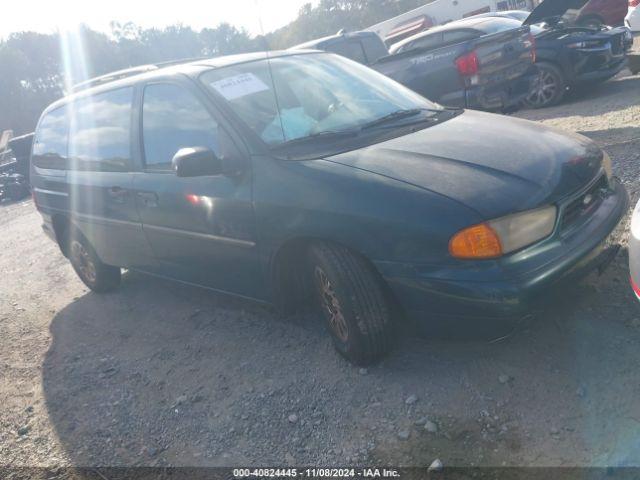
[
  {"xmin": 326, "ymin": 110, "xmax": 603, "ymax": 219},
  {"xmin": 523, "ymin": 0, "xmax": 590, "ymax": 25}
]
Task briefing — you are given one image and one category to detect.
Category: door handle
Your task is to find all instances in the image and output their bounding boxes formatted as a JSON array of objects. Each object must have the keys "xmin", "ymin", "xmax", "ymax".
[
  {"xmin": 107, "ymin": 186, "xmax": 129, "ymax": 203},
  {"xmin": 137, "ymin": 191, "xmax": 159, "ymax": 207}
]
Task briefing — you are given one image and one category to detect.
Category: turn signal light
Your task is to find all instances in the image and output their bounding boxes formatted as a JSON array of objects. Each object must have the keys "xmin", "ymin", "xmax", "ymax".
[{"xmin": 449, "ymin": 223, "xmax": 503, "ymax": 259}]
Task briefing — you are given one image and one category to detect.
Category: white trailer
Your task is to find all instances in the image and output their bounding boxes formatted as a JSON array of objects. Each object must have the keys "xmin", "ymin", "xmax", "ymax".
[{"xmin": 367, "ymin": 0, "xmax": 535, "ymax": 45}]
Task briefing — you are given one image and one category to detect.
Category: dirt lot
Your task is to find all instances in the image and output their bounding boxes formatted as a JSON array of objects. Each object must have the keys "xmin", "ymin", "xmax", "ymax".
[{"xmin": 2, "ymin": 67, "xmax": 640, "ymax": 471}]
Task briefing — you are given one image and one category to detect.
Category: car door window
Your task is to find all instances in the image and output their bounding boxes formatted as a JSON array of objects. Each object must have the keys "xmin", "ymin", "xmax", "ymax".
[
  {"xmin": 68, "ymin": 87, "xmax": 133, "ymax": 172},
  {"xmin": 142, "ymin": 83, "xmax": 223, "ymax": 170},
  {"xmin": 405, "ymin": 32, "xmax": 443, "ymax": 52},
  {"xmin": 441, "ymin": 29, "xmax": 480, "ymax": 46},
  {"xmin": 32, "ymin": 106, "xmax": 69, "ymax": 170}
]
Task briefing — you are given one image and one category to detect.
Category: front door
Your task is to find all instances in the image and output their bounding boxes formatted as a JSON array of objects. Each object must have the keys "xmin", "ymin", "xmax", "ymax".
[{"xmin": 132, "ymin": 80, "xmax": 261, "ymax": 298}]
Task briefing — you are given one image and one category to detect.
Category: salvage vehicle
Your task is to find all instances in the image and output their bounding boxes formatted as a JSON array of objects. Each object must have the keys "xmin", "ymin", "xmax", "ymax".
[
  {"xmin": 626, "ymin": 0, "xmax": 640, "ymax": 31},
  {"xmin": 0, "ymin": 172, "xmax": 29, "ymax": 202},
  {"xmin": 577, "ymin": 0, "xmax": 629, "ymax": 28},
  {"xmin": 31, "ymin": 52, "xmax": 628, "ymax": 364},
  {"xmin": 472, "ymin": 3, "xmax": 634, "ymax": 107},
  {"xmin": 291, "ymin": 23, "xmax": 537, "ymax": 112}
]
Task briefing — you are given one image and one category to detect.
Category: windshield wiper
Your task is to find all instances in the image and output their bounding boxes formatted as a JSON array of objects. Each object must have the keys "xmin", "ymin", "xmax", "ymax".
[
  {"xmin": 276, "ymin": 129, "xmax": 359, "ymax": 147},
  {"xmin": 358, "ymin": 108, "xmax": 440, "ymax": 131}
]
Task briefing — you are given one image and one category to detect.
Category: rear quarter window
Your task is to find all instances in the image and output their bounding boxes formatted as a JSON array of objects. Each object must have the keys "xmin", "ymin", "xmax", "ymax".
[{"xmin": 32, "ymin": 106, "xmax": 69, "ymax": 170}]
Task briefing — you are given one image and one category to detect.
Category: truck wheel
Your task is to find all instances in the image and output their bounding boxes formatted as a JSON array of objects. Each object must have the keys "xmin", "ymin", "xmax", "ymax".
[
  {"xmin": 68, "ymin": 230, "xmax": 121, "ymax": 293},
  {"xmin": 525, "ymin": 62, "xmax": 566, "ymax": 108},
  {"xmin": 308, "ymin": 242, "xmax": 393, "ymax": 365}
]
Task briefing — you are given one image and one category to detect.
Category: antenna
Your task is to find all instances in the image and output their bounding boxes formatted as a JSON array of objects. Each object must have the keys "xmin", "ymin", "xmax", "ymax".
[{"xmin": 254, "ymin": 0, "xmax": 286, "ymax": 144}]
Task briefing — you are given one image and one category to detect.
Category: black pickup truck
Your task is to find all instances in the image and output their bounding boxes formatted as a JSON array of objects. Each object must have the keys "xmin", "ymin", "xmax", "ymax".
[{"xmin": 291, "ymin": 19, "xmax": 537, "ymax": 112}]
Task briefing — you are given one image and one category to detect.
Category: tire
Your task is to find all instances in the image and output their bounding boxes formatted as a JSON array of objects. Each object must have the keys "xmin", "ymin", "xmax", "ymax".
[
  {"xmin": 68, "ymin": 229, "xmax": 121, "ymax": 293},
  {"xmin": 524, "ymin": 62, "xmax": 566, "ymax": 109},
  {"xmin": 308, "ymin": 242, "xmax": 393, "ymax": 365}
]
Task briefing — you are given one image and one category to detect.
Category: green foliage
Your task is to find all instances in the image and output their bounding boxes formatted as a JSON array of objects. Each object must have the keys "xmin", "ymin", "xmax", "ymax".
[{"xmin": 0, "ymin": 0, "xmax": 430, "ymax": 135}]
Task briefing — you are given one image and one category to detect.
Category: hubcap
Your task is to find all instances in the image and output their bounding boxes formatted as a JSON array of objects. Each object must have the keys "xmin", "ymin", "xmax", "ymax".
[
  {"xmin": 314, "ymin": 266, "xmax": 349, "ymax": 342},
  {"xmin": 70, "ymin": 240, "xmax": 97, "ymax": 284},
  {"xmin": 526, "ymin": 69, "xmax": 558, "ymax": 107}
]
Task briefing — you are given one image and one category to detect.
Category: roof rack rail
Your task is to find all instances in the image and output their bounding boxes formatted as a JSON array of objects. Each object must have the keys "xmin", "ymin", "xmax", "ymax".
[
  {"xmin": 71, "ymin": 65, "xmax": 158, "ymax": 92},
  {"xmin": 70, "ymin": 56, "xmax": 210, "ymax": 93}
]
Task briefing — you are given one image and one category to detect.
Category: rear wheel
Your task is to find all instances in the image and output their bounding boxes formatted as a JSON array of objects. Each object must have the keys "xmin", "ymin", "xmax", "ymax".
[
  {"xmin": 525, "ymin": 62, "xmax": 566, "ymax": 108},
  {"xmin": 68, "ymin": 230, "xmax": 121, "ymax": 293},
  {"xmin": 308, "ymin": 242, "xmax": 393, "ymax": 365}
]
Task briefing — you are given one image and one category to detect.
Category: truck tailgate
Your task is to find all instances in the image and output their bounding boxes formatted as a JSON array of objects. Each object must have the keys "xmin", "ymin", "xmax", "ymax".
[{"xmin": 471, "ymin": 26, "xmax": 534, "ymax": 88}]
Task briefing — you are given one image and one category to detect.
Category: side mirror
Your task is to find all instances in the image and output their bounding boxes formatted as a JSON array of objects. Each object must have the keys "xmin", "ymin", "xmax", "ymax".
[{"xmin": 172, "ymin": 147, "xmax": 223, "ymax": 177}]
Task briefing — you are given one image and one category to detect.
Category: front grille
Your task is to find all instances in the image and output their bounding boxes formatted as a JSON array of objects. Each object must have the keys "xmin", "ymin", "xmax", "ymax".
[
  {"xmin": 611, "ymin": 34, "xmax": 624, "ymax": 55},
  {"xmin": 561, "ymin": 175, "xmax": 608, "ymax": 231}
]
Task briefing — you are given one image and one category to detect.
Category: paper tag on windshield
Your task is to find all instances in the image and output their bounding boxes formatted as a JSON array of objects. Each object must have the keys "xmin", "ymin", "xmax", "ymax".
[{"xmin": 210, "ymin": 73, "xmax": 270, "ymax": 101}]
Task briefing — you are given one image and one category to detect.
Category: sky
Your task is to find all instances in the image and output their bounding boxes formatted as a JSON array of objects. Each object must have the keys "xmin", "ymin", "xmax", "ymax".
[{"xmin": 1, "ymin": 0, "xmax": 315, "ymax": 38}]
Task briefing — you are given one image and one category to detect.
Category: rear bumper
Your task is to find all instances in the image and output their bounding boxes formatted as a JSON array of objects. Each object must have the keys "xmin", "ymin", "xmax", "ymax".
[
  {"xmin": 465, "ymin": 68, "xmax": 537, "ymax": 111},
  {"xmin": 376, "ymin": 178, "xmax": 629, "ymax": 326}
]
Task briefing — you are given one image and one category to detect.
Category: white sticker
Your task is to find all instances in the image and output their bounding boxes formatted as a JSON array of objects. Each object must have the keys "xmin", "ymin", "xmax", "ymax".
[{"xmin": 210, "ymin": 73, "xmax": 270, "ymax": 101}]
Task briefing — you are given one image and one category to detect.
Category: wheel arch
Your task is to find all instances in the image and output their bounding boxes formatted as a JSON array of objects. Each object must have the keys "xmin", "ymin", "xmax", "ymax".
[{"xmin": 269, "ymin": 235, "xmax": 402, "ymax": 318}]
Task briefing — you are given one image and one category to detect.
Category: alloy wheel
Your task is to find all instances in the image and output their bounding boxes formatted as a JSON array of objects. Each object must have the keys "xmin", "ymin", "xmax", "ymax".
[
  {"xmin": 526, "ymin": 69, "xmax": 558, "ymax": 107},
  {"xmin": 70, "ymin": 240, "xmax": 97, "ymax": 284}
]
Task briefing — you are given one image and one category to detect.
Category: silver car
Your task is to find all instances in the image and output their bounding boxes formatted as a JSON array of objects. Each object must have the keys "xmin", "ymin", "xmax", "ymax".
[{"xmin": 630, "ymin": 199, "xmax": 640, "ymax": 298}]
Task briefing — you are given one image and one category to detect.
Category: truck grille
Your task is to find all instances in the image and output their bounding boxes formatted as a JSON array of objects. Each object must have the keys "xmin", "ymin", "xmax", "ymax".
[
  {"xmin": 561, "ymin": 175, "xmax": 608, "ymax": 231},
  {"xmin": 611, "ymin": 34, "xmax": 625, "ymax": 55}
]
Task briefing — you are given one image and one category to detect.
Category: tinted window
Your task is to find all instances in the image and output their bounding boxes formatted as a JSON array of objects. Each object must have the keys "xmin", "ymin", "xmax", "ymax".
[
  {"xmin": 32, "ymin": 106, "xmax": 69, "ymax": 170},
  {"xmin": 401, "ymin": 32, "xmax": 443, "ymax": 53},
  {"xmin": 142, "ymin": 84, "xmax": 221, "ymax": 169},
  {"xmin": 442, "ymin": 29, "xmax": 480, "ymax": 44},
  {"xmin": 328, "ymin": 40, "xmax": 368, "ymax": 64},
  {"xmin": 474, "ymin": 18, "xmax": 522, "ymax": 34},
  {"xmin": 361, "ymin": 36, "xmax": 388, "ymax": 64},
  {"xmin": 68, "ymin": 87, "xmax": 133, "ymax": 172}
]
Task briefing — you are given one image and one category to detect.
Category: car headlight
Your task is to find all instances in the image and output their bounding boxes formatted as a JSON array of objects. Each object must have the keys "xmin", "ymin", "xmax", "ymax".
[
  {"xmin": 602, "ymin": 151, "xmax": 613, "ymax": 180},
  {"xmin": 566, "ymin": 40, "xmax": 603, "ymax": 49},
  {"xmin": 449, "ymin": 206, "xmax": 557, "ymax": 259}
]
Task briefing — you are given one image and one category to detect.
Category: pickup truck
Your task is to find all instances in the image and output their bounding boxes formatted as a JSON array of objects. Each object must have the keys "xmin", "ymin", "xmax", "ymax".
[{"xmin": 291, "ymin": 19, "xmax": 537, "ymax": 112}]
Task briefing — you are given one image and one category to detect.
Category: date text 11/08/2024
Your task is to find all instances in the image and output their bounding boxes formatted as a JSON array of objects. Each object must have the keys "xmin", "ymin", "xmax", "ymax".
[{"xmin": 233, "ymin": 468, "xmax": 402, "ymax": 478}]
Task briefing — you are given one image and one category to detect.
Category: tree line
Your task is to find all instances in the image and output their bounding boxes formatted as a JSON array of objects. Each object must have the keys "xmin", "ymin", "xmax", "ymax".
[{"xmin": 0, "ymin": 0, "xmax": 429, "ymax": 136}]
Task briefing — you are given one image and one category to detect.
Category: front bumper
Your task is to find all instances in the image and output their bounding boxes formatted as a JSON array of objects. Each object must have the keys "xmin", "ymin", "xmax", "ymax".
[{"xmin": 376, "ymin": 177, "xmax": 629, "ymax": 325}]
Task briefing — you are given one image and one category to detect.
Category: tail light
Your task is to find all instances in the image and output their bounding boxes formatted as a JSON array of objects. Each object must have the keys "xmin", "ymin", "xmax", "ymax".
[
  {"xmin": 455, "ymin": 50, "xmax": 479, "ymax": 76},
  {"xmin": 528, "ymin": 33, "xmax": 536, "ymax": 63},
  {"xmin": 630, "ymin": 0, "xmax": 639, "ymax": 7}
]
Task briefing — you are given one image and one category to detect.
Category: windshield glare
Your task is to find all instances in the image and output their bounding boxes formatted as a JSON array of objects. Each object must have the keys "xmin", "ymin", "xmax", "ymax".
[{"xmin": 200, "ymin": 53, "xmax": 441, "ymax": 147}]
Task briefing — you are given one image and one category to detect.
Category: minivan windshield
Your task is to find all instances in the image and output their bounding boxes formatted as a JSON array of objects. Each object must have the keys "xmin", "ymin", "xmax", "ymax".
[{"xmin": 200, "ymin": 53, "xmax": 442, "ymax": 148}]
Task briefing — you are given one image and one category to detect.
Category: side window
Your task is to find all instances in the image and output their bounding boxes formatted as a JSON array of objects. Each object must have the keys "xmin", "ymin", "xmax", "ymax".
[
  {"xmin": 328, "ymin": 40, "xmax": 368, "ymax": 64},
  {"xmin": 32, "ymin": 106, "xmax": 69, "ymax": 170},
  {"xmin": 142, "ymin": 83, "xmax": 223, "ymax": 170},
  {"xmin": 68, "ymin": 87, "xmax": 133, "ymax": 172},
  {"xmin": 408, "ymin": 33, "xmax": 444, "ymax": 52},
  {"xmin": 442, "ymin": 30, "xmax": 480, "ymax": 45}
]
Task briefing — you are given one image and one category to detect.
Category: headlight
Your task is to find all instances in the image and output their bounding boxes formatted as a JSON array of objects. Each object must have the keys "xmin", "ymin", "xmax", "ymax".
[
  {"xmin": 449, "ymin": 206, "xmax": 557, "ymax": 259},
  {"xmin": 566, "ymin": 40, "xmax": 603, "ymax": 49},
  {"xmin": 602, "ymin": 151, "xmax": 613, "ymax": 180}
]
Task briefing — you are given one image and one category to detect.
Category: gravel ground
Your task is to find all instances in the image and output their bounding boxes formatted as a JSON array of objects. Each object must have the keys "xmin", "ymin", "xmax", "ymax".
[{"xmin": 2, "ymin": 67, "xmax": 640, "ymax": 470}]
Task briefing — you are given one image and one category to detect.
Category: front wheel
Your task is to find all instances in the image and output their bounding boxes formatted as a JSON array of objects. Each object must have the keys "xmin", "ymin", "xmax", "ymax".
[
  {"xmin": 68, "ymin": 231, "xmax": 121, "ymax": 293},
  {"xmin": 524, "ymin": 62, "xmax": 566, "ymax": 109},
  {"xmin": 308, "ymin": 242, "xmax": 394, "ymax": 365}
]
